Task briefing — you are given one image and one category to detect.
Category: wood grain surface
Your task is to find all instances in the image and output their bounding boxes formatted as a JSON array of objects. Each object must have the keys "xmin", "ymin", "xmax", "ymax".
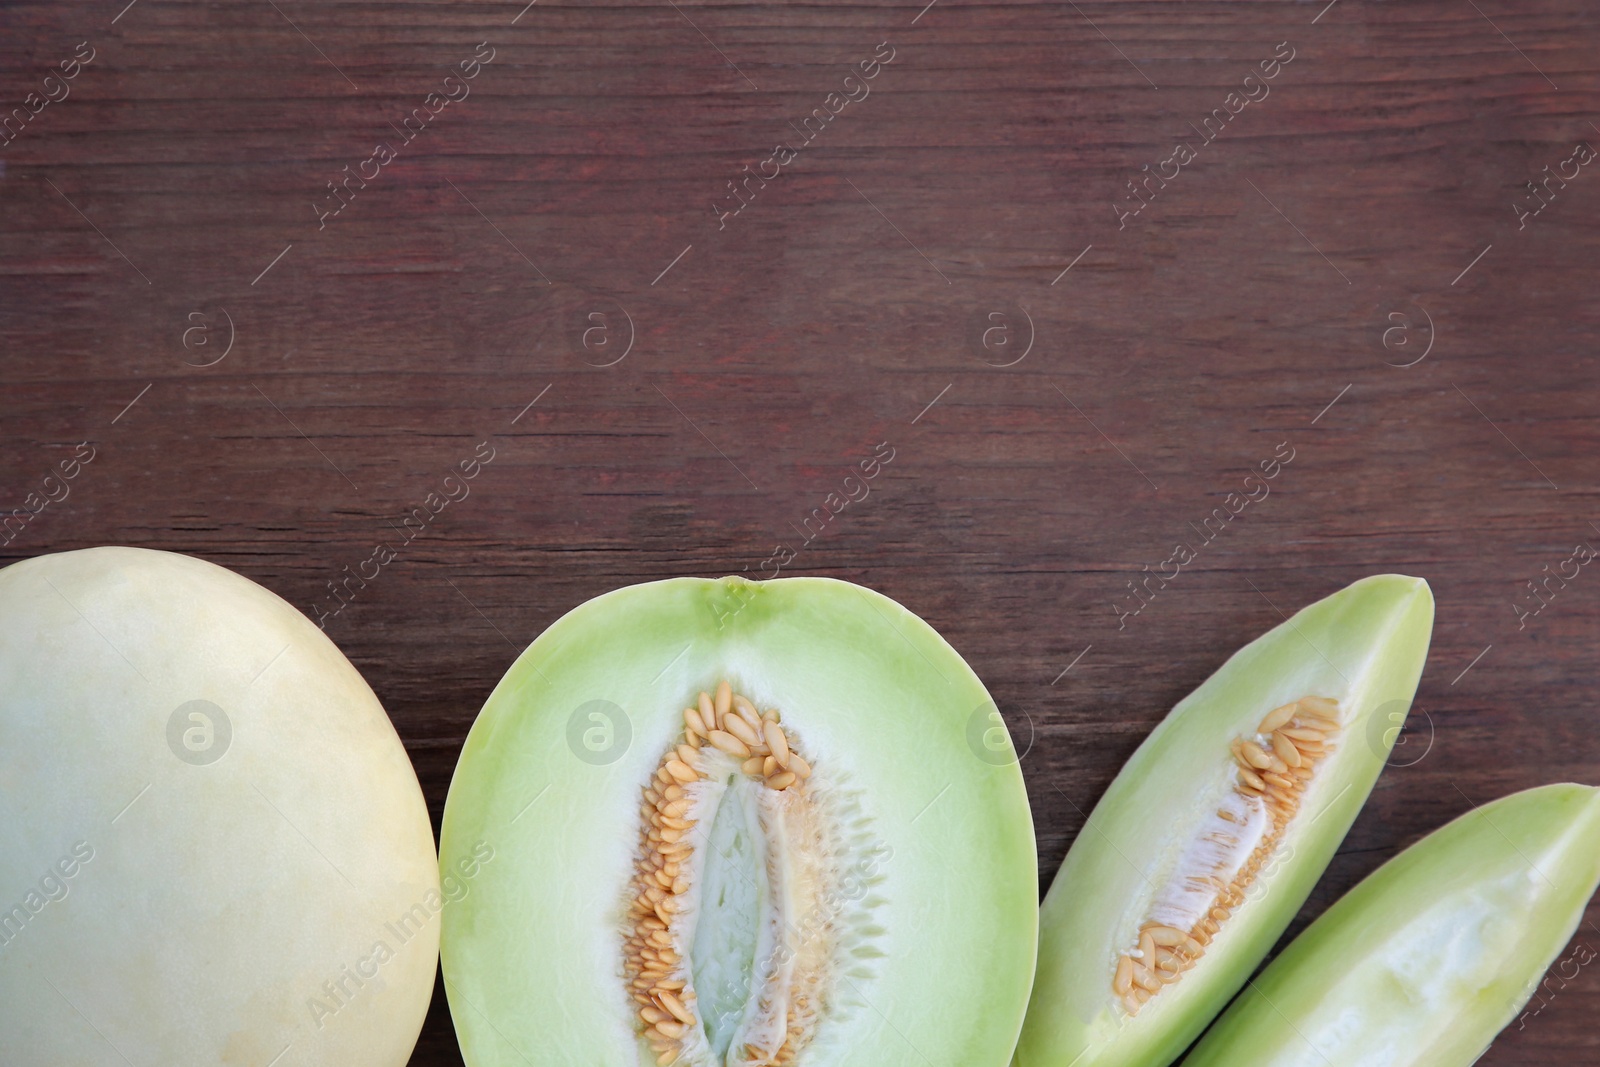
[{"xmin": 3, "ymin": 0, "xmax": 1598, "ymax": 1063}]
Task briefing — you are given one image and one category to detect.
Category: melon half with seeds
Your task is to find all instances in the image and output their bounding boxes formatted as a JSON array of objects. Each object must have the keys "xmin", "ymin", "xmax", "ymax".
[
  {"xmin": 438, "ymin": 576, "xmax": 1037, "ymax": 1067},
  {"xmin": 1015, "ymin": 574, "xmax": 1435, "ymax": 1067}
]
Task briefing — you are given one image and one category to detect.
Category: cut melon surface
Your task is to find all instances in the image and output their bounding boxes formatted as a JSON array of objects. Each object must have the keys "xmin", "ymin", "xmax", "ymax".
[
  {"xmin": 440, "ymin": 576, "xmax": 1037, "ymax": 1067},
  {"xmin": 1016, "ymin": 574, "xmax": 1435, "ymax": 1067},
  {"xmin": 1185, "ymin": 782, "xmax": 1600, "ymax": 1067}
]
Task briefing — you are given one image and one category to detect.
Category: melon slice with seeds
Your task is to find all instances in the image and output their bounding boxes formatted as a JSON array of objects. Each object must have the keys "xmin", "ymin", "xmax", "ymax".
[
  {"xmin": 439, "ymin": 576, "xmax": 1037, "ymax": 1067},
  {"xmin": 1015, "ymin": 574, "xmax": 1434, "ymax": 1067},
  {"xmin": 1185, "ymin": 782, "xmax": 1600, "ymax": 1067}
]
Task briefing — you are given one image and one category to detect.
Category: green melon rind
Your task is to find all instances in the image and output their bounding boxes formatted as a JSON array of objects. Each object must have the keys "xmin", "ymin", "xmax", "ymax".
[
  {"xmin": 1016, "ymin": 574, "xmax": 1434, "ymax": 1067},
  {"xmin": 1185, "ymin": 782, "xmax": 1600, "ymax": 1067},
  {"xmin": 439, "ymin": 576, "xmax": 1038, "ymax": 1067}
]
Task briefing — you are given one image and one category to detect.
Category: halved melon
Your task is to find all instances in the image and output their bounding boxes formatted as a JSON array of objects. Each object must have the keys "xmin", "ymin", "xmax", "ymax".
[
  {"xmin": 1016, "ymin": 574, "xmax": 1434, "ymax": 1067},
  {"xmin": 439, "ymin": 576, "xmax": 1037, "ymax": 1067}
]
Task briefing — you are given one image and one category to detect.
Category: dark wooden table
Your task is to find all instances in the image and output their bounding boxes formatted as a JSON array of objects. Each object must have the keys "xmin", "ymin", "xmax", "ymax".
[{"xmin": 3, "ymin": 1, "xmax": 1597, "ymax": 1062}]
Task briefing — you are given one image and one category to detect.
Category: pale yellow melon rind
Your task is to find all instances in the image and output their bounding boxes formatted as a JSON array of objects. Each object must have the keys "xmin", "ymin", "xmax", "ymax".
[{"xmin": 0, "ymin": 546, "xmax": 439, "ymax": 1066}]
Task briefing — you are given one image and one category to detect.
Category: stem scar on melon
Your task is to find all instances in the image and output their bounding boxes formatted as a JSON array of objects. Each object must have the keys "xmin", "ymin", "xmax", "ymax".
[
  {"xmin": 1112, "ymin": 696, "xmax": 1339, "ymax": 1015},
  {"xmin": 625, "ymin": 681, "xmax": 856, "ymax": 1067}
]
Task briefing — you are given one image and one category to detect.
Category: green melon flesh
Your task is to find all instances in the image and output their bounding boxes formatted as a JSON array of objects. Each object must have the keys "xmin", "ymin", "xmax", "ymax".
[
  {"xmin": 1185, "ymin": 783, "xmax": 1600, "ymax": 1066},
  {"xmin": 0, "ymin": 547, "xmax": 439, "ymax": 1066},
  {"xmin": 1016, "ymin": 575, "xmax": 1434, "ymax": 1067},
  {"xmin": 439, "ymin": 576, "xmax": 1037, "ymax": 1067}
]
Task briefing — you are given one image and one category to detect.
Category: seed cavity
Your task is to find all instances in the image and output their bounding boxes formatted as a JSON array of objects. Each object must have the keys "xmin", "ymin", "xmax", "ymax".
[
  {"xmin": 1113, "ymin": 697, "xmax": 1341, "ymax": 1017},
  {"xmin": 622, "ymin": 683, "xmax": 836, "ymax": 1067}
]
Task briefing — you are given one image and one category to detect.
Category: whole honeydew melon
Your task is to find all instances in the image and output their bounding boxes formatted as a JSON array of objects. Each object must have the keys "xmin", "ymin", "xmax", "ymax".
[
  {"xmin": 0, "ymin": 547, "xmax": 439, "ymax": 1066},
  {"xmin": 439, "ymin": 575, "xmax": 1038, "ymax": 1067}
]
